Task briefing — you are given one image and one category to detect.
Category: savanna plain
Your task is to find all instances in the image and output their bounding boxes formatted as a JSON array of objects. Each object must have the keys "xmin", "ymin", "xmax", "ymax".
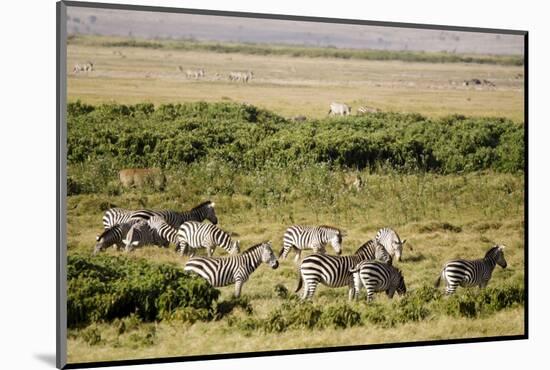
[{"xmin": 66, "ymin": 35, "xmax": 525, "ymax": 363}]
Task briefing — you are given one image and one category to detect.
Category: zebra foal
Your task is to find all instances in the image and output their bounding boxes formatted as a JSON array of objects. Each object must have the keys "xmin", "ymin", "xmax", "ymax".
[
  {"xmin": 435, "ymin": 245, "xmax": 507, "ymax": 295},
  {"xmin": 184, "ymin": 242, "xmax": 279, "ymax": 297},
  {"xmin": 295, "ymin": 240, "xmax": 391, "ymax": 300},
  {"xmin": 94, "ymin": 219, "xmax": 141, "ymax": 254},
  {"xmin": 349, "ymin": 261, "xmax": 406, "ymax": 301},
  {"xmin": 177, "ymin": 221, "xmax": 239, "ymax": 257},
  {"xmin": 280, "ymin": 225, "xmax": 344, "ymax": 262}
]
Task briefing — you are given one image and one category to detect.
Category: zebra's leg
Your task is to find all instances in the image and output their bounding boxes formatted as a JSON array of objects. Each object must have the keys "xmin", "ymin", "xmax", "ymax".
[
  {"xmin": 280, "ymin": 243, "xmax": 292, "ymax": 259},
  {"xmin": 116, "ymin": 242, "xmax": 125, "ymax": 251},
  {"xmin": 293, "ymin": 249, "xmax": 302, "ymax": 264},
  {"xmin": 234, "ymin": 280, "xmax": 243, "ymax": 298},
  {"xmin": 348, "ymin": 281, "xmax": 356, "ymax": 301},
  {"xmin": 352, "ymin": 273, "xmax": 361, "ymax": 300},
  {"xmin": 179, "ymin": 242, "xmax": 189, "ymax": 257},
  {"xmin": 445, "ymin": 281, "xmax": 458, "ymax": 295},
  {"xmin": 303, "ymin": 279, "xmax": 318, "ymax": 300}
]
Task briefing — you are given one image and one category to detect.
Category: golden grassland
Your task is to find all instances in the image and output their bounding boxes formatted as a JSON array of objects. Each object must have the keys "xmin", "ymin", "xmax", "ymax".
[
  {"xmin": 66, "ymin": 172, "xmax": 525, "ymax": 363},
  {"xmin": 67, "ymin": 38, "xmax": 524, "ymax": 122}
]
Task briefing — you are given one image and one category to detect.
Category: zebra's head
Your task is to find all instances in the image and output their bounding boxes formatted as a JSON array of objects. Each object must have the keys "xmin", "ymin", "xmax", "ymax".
[
  {"xmin": 394, "ymin": 268, "xmax": 407, "ymax": 296},
  {"xmin": 206, "ymin": 202, "xmax": 218, "ymax": 224},
  {"xmin": 123, "ymin": 222, "xmax": 144, "ymax": 252},
  {"xmin": 261, "ymin": 242, "xmax": 279, "ymax": 269},
  {"xmin": 229, "ymin": 240, "xmax": 240, "ymax": 255},
  {"xmin": 376, "ymin": 228, "xmax": 405, "ymax": 262},
  {"xmin": 487, "ymin": 245, "xmax": 508, "ymax": 268},
  {"xmin": 94, "ymin": 235, "xmax": 106, "ymax": 255},
  {"xmin": 325, "ymin": 227, "xmax": 344, "ymax": 255}
]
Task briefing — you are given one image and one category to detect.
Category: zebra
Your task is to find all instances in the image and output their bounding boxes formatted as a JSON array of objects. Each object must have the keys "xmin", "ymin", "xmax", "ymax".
[
  {"xmin": 146, "ymin": 215, "xmax": 181, "ymax": 249},
  {"xmin": 435, "ymin": 245, "xmax": 507, "ymax": 295},
  {"xmin": 184, "ymin": 242, "xmax": 279, "ymax": 297},
  {"xmin": 294, "ymin": 239, "xmax": 391, "ymax": 300},
  {"xmin": 93, "ymin": 219, "xmax": 141, "ymax": 255},
  {"xmin": 349, "ymin": 260, "xmax": 406, "ymax": 302},
  {"xmin": 328, "ymin": 102, "xmax": 351, "ymax": 116},
  {"xmin": 280, "ymin": 225, "xmax": 344, "ymax": 263},
  {"xmin": 123, "ymin": 220, "xmax": 166, "ymax": 252},
  {"xmin": 102, "ymin": 201, "xmax": 218, "ymax": 229},
  {"xmin": 376, "ymin": 228, "xmax": 406, "ymax": 262},
  {"xmin": 186, "ymin": 68, "xmax": 205, "ymax": 79},
  {"xmin": 177, "ymin": 221, "xmax": 240, "ymax": 257},
  {"xmin": 73, "ymin": 62, "xmax": 93, "ymax": 74},
  {"xmin": 229, "ymin": 71, "xmax": 253, "ymax": 83},
  {"xmin": 356, "ymin": 106, "xmax": 379, "ymax": 115}
]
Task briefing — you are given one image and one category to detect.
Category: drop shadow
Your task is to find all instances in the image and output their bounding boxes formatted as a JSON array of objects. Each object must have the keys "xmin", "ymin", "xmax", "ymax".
[{"xmin": 34, "ymin": 353, "xmax": 56, "ymax": 367}]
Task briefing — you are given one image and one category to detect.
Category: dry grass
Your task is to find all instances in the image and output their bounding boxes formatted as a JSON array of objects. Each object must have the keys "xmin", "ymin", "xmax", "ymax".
[{"xmin": 67, "ymin": 41, "xmax": 524, "ymax": 122}]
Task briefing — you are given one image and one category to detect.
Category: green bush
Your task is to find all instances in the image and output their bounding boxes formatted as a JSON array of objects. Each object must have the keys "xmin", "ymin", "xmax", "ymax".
[
  {"xmin": 67, "ymin": 254, "xmax": 220, "ymax": 327},
  {"xmin": 67, "ymin": 102, "xmax": 524, "ymax": 185},
  {"xmin": 320, "ymin": 303, "xmax": 362, "ymax": 329}
]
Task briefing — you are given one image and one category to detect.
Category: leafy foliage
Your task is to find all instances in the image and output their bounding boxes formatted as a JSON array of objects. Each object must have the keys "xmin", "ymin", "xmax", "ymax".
[
  {"xmin": 67, "ymin": 102, "xmax": 524, "ymax": 187},
  {"xmin": 67, "ymin": 254, "xmax": 220, "ymax": 327}
]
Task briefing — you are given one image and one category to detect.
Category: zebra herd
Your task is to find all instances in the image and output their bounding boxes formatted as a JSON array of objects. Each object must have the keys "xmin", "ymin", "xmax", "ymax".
[
  {"xmin": 177, "ymin": 67, "xmax": 254, "ymax": 83},
  {"xmin": 93, "ymin": 201, "xmax": 508, "ymax": 300},
  {"xmin": 73, "ymin": 61, "xmax": 94, "ymax": 74}
]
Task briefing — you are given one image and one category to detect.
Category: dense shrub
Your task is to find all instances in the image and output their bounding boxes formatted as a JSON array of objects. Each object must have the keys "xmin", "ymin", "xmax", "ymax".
[
  {"xmin": 67, "ymin": 102, "xmax": 524, "ymax": 179},
  {"xmin": 67, "ymin": 254, "xmax": 220, "ymax": 327}
]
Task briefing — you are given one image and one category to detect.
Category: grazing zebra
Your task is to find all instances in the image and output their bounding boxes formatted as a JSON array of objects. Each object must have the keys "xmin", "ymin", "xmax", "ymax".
[
  {"xmin": 94, "ymin": 219, "xmax": 141, "ymax": 255},
  {"xmin": 102, "ymin": 201, "xmax": 218, "ymax": 229},
  {"xmin": 146, "ymin": 215, "xmax": 180, "ymax": 249},
  {"xmin": 294, "ymin": 240, "xmax": 391, "ymax": 300},
  {"xmin": 435, "ymin": 245, "xmax": 507, "ymax": 295},
  {"xmin": 73, "ymin": 62, "xmax": 93, "ymax": 73},
  {"xmin": 229, "ymin": 71, "xmax": 253, "ymax": 83},
  {"xmin": 186, "ymin": 68, "xmax": 205, "ymax": 79},
  {"xmin": 376, "ymin": 228, "xmax": 406, "ymax": 262},
  {"xmin": 177, "ymin": 221, "xmax": 240, "ymax": 257},
  {"xmin": 328, "ymin": 102, "xmax": 351, "ymax": 116},
  {"xmin": 356, "ymin": 106, "xmax": 379, "ymax": 115},
  {"xmin": 349, "ymin": 260, "xmax": 406, "ymax": 302},
  {"xmin": 123, "ymin": 220, "xmax": 166, "ymax": 252},
  {"xmin": 184, "ymin": 242, "xmax": 279, "ymax": 297},
  {"xmin": 280, "ymin": 225, "xmax": 344, "ymax": 263}
]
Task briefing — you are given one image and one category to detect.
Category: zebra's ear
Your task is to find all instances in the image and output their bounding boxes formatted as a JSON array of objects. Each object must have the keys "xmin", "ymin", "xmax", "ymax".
[
  {"xmin": 211, "ymin": 202, "xmax": 216, "ymax": 207},
  {"xmin": 402, "ymin": 239, "xmax": 407, "ymax": 245},
  {"xmin": 96, "ymin": 235, "xmax": 100, "ymax": 241}
]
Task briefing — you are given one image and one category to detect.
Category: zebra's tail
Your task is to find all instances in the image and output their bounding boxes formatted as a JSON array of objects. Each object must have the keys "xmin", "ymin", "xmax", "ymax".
[
  {"xmin": 434, "ymin": 269, "xmax": 443, "ymax": 288},
  {"xmin": 294, "ymin": 273, "xmax": 303, "ymax": 293},
  {"xmin": 279, "ymin": 246, "xmax": 285, "ymax": 258}
]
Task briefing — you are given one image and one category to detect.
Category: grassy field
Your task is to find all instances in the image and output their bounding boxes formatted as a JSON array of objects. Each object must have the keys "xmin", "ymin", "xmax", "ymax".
[
  {"xmin": 67, "ymin": 36, "xmax": 524, "ymax": 122},
  {"xmin": 66, "ymin": 171, "xmax": 525, "ymax": 363},
  {"xmin": 65, "ymin": 37, "xmax": 525, "ymax": 364}
]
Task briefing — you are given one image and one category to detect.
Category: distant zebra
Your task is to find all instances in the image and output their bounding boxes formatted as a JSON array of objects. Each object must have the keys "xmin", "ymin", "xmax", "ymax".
[
  {"xmin": 184, "ymin": 242, "xmax": 279, "ymax": 297},
  {"xmin": 356, "ymin": 106, "xmax": 379, "ymax": 115},
  {"xmin": 435, "ymin": 245, "xmax": 507, "ymax": 295},
  {"xmin": 73, "ymin": 62, "xmax": 93, "ymax": 73},
  {"xmin": 328, "ymin": 102, "xmax": 351, "ymax": 116},
  {"xmin": 186, "ymin": 68, "xmax": 205, "ymax": 79},
  {"xmin": 123, "ymin": 220, "xmax": 166, "ymax": 252},
  {"xmin": 102, "ymin": 201, "xmax": 218, "ymax": 229},
  {"xmin": 294, "ymin": 240, "xmax": 390, "ymax": 300},
  {"xmin": 280, "ymin": 225, "xmax": 344, "ymax": 263},
  {"xmin": 229, "ymin": 71, "xmax": 253, "ymax": 83},
  {"xmin": 349, "ymin": 260, "xmax": 406, "ymax": 301},
  {"xmin": 376, "ymin": 228, "xmax": 406, "ymax": 262},
  {"xmin": 94, "ymin": 219, "xmax": 141, "ymax": 255},
  {"xmin": 177, "ymin": 221, "xmax": 240, "ymax": 257}
]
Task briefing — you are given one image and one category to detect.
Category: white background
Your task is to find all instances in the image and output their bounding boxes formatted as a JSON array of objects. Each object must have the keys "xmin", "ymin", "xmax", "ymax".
[{"xmin": 0, "ymin": 0, "xmax": 547, "ymax": 368}]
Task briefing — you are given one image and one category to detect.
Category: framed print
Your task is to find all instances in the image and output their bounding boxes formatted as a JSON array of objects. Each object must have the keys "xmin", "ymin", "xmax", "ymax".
[{"xmin": 56, "ymin": 1, "xmax": 527, "ymax": 368}]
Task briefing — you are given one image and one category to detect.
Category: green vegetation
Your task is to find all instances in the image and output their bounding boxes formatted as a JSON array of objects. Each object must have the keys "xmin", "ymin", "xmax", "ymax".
[
  {"xmin": 67, "ymin": 102, "xmax": 524, "ymax": 195},
  {"xmin": 68, "ymin": 35, "xmax": 524, "ymax": 66},
  {"xmin": 67, "ymin": 254, "xmax": 220, "ymax": 327}
]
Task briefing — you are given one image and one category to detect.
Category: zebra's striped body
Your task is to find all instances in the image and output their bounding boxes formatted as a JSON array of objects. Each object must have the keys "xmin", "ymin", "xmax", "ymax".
[
  {"xmin": 376, "ymin": 228, "xmax": 406, "ymax": 262},
  {"xmin": 94, "ymin": 219, "xmax": 141, "ymax": 254},
  {"xmin": 280, "ymin": 225, "xmax": 344, "ymax": 262},
  {"xmin": 435, "ymin": 245, "xmax": 507, "ymax": 295},
  {"xmin": 123, "ymin": 220, "xmax": 166, "ymax": 252},
  {"xmin": 147, "ymin": 216, "xmax": 180, "ymax": 248},
  {"xmin": 350, "ymin": 260, "xmax": 406, "ymax": 301},
  {"xmin": 177, "ymin": 221, "xmax": 240, "ymax": 257},
  {"xmin": 295, "ymin": 240, "xmax": 390, "ymax": 300},
  {"xmin": 184, "ymin": 242, "xmax": 279, "ymax": 297},
  {"xmin": 102, "ymin": 201, "xmax": 217, "ymax": 229},
  {"xmin": 356, "ymin": 106, "xmax": 379, "ymax": 115}
]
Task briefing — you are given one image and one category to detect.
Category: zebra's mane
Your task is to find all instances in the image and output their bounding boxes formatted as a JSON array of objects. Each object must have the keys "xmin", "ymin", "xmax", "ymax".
[
  {"xmin": 484, "ymin": 245, "xmax": 502, "ymax": 258},
  {"xmin": 191, "ymin": 200, "xmax": 214, "ymax": 211},
  {"xmin": 242, "ymin": 243, "xmax": 269, "ymax": 256},
  {"xmin": 318, "ymin": 225, "xmax": 342, "ymax": 234},
  {"xmin": 96, "ymin": 227, "xmax": 113, "ymax": 241},
  {"xmin": 354, "ymin": 240, "xmax": 375, "ymax": 254}
]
